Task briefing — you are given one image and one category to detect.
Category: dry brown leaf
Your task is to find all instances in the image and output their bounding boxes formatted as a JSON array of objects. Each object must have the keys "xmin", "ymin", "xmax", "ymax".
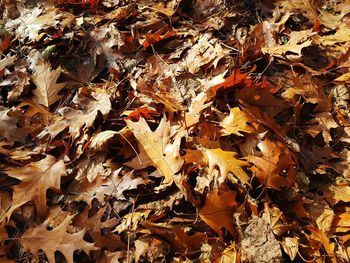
[
  {"xmin": 31, "ymin": 57, "xmax": 66, "ymax": 107},
  {"xmin": 0, "ymin": 106, "xmax": 28, "ymax": 143},
  {"xmin": 324, "ymin": 183, "xmax": 350, "ymax": 206},
  {"xmin": 215, "ymin": 243, "xmax": 239, "ymax": 263},
  {"xmin": 180, "ymin": 33, "xmax": 228, "ymax": 74},
  {"xmin": 4, "ymin": 155, "xmax": 66, "ymax": 219},
  {"xmin": 262, "ymin": 30, "xmax": 314, "ymax": 57},
  {"xmin": 114, "ymin": 210, "xmax": 151, "ymax": 233},
  {"xmin": 69, "ymin": 168, "xmax": 148, "ymax": 204},
  {"xmin": 199, "ymin": 188, "xmax": 238, "ymax": 238},
  {"xmin": 281, "ymin": 237, "xmax": 299, "ymax": 261},
  {"xmin": 20, "ymin": 216, "xmax": 97, "ymax": 263},
  {"xmin": 335, "ymin": 73, "xmax": 350, "ymax": 83},
  {"xmin": 6, "ymin": 7, "xmax": 61, "ymax": 41},
  {"xmin": 38, "ymin": 87, "xmax": 111, "ymax": 139},
  {"xmin": 73, "ymin": 207, "xmax": 125, "ymax": 251},
  {"xmin": 307, "ymin": 112, "xmax": 338, "ymax": 145},
  {"xmin": 126, "ymin": 116, "xmax": 184, "ymax": 189},
  {"xmin": 305, "ymin": 226, "xmax": 336, "ymax": 262}
]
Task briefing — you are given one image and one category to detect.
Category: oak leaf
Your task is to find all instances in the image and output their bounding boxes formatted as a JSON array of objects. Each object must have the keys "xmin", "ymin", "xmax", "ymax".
[
  {"xmin": 6, "ymin": 7, "xmax": 61, "ymax": 41},
  {"xmin": 262, "ymin": 30, "xmax": 314, "ymax": 57},
  {"xmin": 69, "ymin": 168, "xmax": 148, "ymax": 205},
  {"xmin": 114, "ymin": 210, "xmax": 151, "ymax": 233},
  {"xmin": 5, "ymin": 155, "xmax": 66, "ymax": 219},
  {"xmin": 38, "ymin": 87, "xmax": 111, "ymax": 139},
  {"xmin": 126, "ymin": 116, "xmax": 184, "ymax": 189},
  {"xmin": 307, "ymin": 112, "xmax": 338, "ymax": 145},
  {"xmin": 220, "ymin": 107, "xmax": 255, "ymax": 136},
  {"xmin": 180, "ymin": 33, "xmax": 228, "ymax": 74},
  {"xmin": 20, "ymin": 216, "xmax": 97, "ymax": 263},
  {"xmin": 199, "ymin": 188, "xmax": 238, "ymax": 238},
  {"xmin": 31, "ymin": 58, "xmax": 66, "ymax": 107},
  {"xmin": 73, "ymin": 207, "xmax": 125, "ymax": 251},
  {"xmin": 203, "ymin": 148, "xmax": 250, "ymax": 185},
  {"xmin": 245, "ymin": 139, "xmax": 297, "ymax": 190}
]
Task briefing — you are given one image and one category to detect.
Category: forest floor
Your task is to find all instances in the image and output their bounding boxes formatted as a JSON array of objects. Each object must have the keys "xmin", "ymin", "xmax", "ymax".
[{"xmin": 1, "ymin": 0, "xmax": 350, "ymax": 262}]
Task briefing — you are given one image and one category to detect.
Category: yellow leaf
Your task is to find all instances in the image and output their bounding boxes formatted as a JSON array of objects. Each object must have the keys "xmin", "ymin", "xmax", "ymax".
[
  {"xmin": 335, "ymin": 73, "xmax": 350, "ymax": 83},
  {"xmin": 114, "ymin": 210, "xmax": 151, "ymax": 233},
  {"xmin": 220, "ymin": 107, "xmax": 255, "ymax": 136},
  {"xmin": 199, "ymin": 188, "xmax": 238, "ymax": 238},
  {"xmin": 203, "ymin": 148, "xmax": 250, "ymax": 185},
  {"xmin": 126, "ymin": 116, "xmax": 184, "ymax": 189},
  {"xmin": 281, "ymin": 237, "xmax": 299, "ymax": 261}
]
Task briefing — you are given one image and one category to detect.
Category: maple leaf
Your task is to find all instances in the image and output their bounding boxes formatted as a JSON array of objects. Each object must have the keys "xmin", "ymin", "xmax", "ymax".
[
  {"xmin": 4, "ymin": 155, "xmax": 66, "ymax": 219},
  {"xmin": 20, "ymin": 215, "xmax": 97, "ymax": 263},
  {"xmin": 220, "ymin": 107, "xmax": 255, "ymax": 136},
  {"xmin": 202, "ymin": 148, "xmax": 250, "ymax": 186},
  {"xmin": 199, "ymin": 188, "xmax": 238, "ymax": 238},
  {"xmin": 126, "ymin": 116, "xmax": 184, "ymax": 189},
  {"xmin": 245, "ymin": 139, "xmax": 297, "ymax": 190},
  {"xmin": 31, "ymin": 57, "xmax": 66, "ymax": 107}
]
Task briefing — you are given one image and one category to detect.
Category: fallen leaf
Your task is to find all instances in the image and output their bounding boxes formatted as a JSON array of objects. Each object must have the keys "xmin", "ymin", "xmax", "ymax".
[
  {"xmin": 4, "ymin": 155, "xmax": 66, "ymax": 219},
  {"xmin": 220, "ymin": 107, "xmax": 255, "ymax": 136},
  {"xmin": 20, "ymin": 216, "xmax": 97, "ymax": 263},
  {"xmin": 126, "ymin": 116, "xmax": 184, "ymax": 189},
  {"xmin": 203, "ymin": 148, "xmax": 251, "ymax": 186},
  {"xmin": 307, "ymin": 112, "xmax": 338, "ymax": 145},
  {"xmin": 38, "ymin": 87, "xmax": 111, "ymax": 139},
  {"xmin": 31, "ymin": 56, "xmax": 66, "ymax": 107},
  {"xmin": 245, "ymin": 139, "xmax": 297, "ymax": 190},
  {"xmin": 199, "ymin": 188, "xmax": 238, "ymax": 238}
]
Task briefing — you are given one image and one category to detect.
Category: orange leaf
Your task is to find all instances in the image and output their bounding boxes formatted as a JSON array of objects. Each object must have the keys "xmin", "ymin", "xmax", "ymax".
[
  {"xmin": 245, "ymin": 139, "xmax": 297, "ymax": 190},
  {"xmin": 126, "ymin": 107, "xmax": 160, "ymax": 121},
  {"xmin": 207, "ymin": 68, "xmax": 253, "ymax": 99},
  {"xmin": 143, "ymin": 31, "xmax": 176, "ymax": 49},
  {"xmin": 199, "ymin": 188, "xmax": 239, "ymax": 238}
]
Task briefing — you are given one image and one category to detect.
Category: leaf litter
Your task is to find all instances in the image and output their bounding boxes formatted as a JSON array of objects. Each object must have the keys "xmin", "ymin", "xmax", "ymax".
[{"xmin": 1, "ymin": 0, "xmax": 350, "ymax": 262}]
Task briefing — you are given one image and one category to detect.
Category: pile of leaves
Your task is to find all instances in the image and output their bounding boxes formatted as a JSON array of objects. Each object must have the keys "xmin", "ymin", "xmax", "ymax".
[{"xmin": 1, "ymin": 0, "xmax": 350, "ymax": 262}]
